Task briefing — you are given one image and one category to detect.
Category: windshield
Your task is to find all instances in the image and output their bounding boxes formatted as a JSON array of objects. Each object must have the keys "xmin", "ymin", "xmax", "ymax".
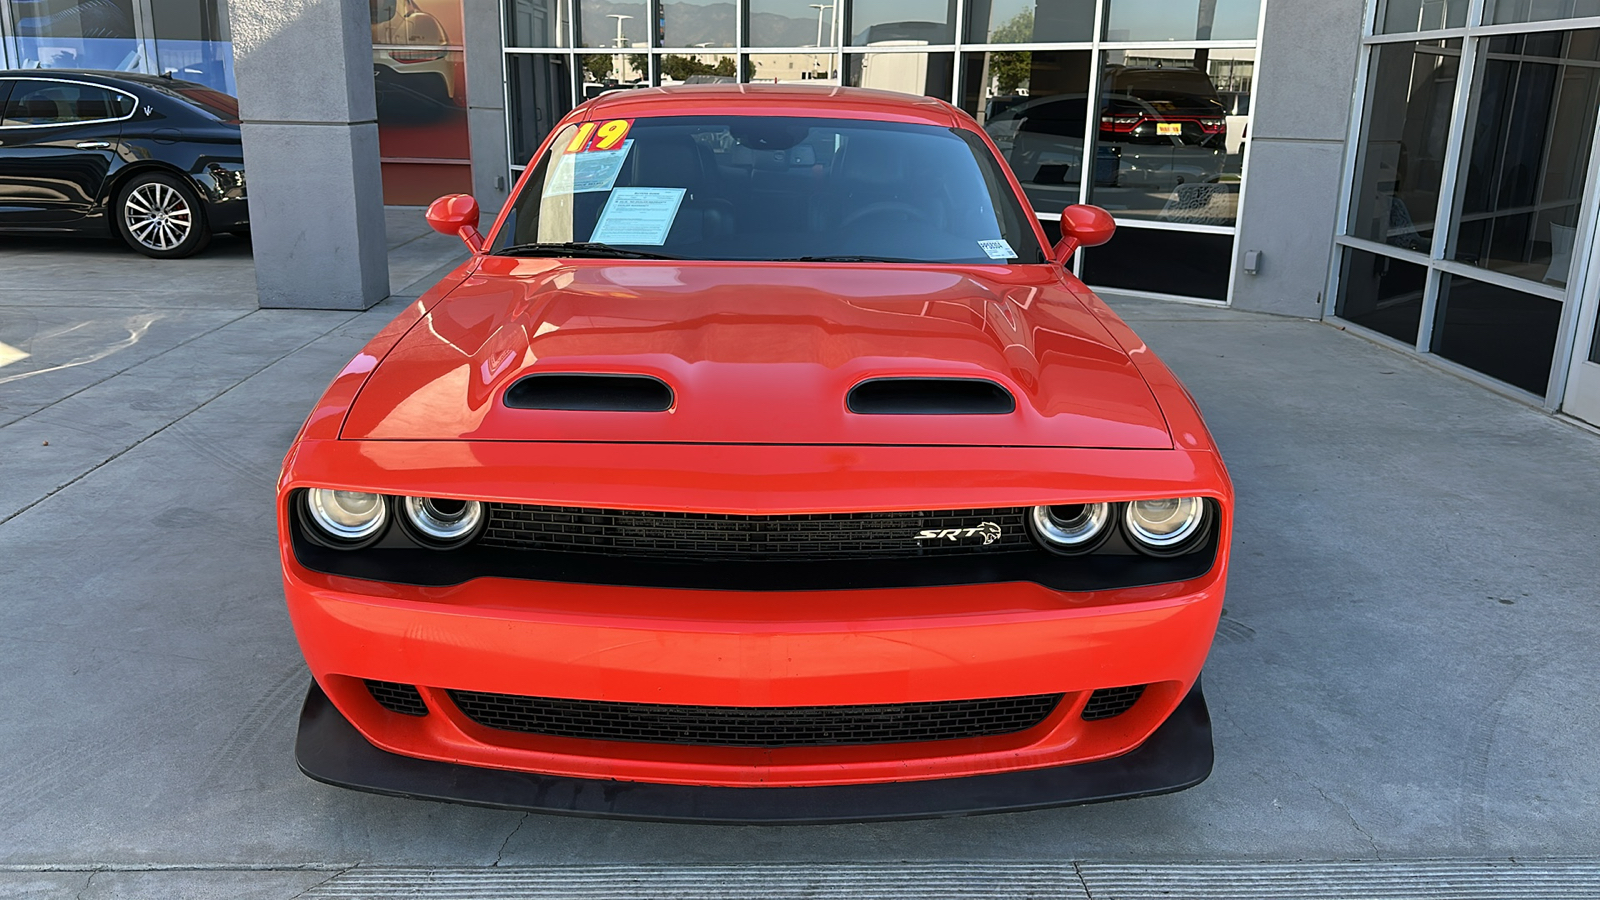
[{"xmin": 492, "ymin": 115, "xmax": 1046, "ymax": 265}]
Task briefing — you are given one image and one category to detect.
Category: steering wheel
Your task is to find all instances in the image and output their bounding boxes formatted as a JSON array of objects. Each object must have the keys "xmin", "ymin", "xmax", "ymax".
[{"xmin": 840, "ymin": 200, "xmax": 925, "ymax": 229}]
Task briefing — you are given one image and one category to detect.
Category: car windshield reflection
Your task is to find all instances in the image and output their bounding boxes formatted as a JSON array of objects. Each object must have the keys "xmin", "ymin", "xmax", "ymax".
[{"xmin": 493, "ymin": 115, "xmax": 1046, "ymax": 265}]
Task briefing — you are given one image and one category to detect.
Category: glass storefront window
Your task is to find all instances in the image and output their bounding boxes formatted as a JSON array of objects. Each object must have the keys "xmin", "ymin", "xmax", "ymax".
[
  {"xmin": 849, "ymin": 0, "xmax": 954, "ymax": 45},
  {"xmin": 965, "ymin": 0, "xmax": 1094, "ymax": 44},
  {"xmin": 1432, "ymin": 274, "xmax": 1562, "ymax": 395},
  {"xmin": 1335, "ymin": 247, "xmax": 1428, "ymax": 344},
  {"xmin": 507, "ymin": 0, "xmax": 571, "ymax": 47},
  {"xmin": 1080, "ymin": 227, "xmax": 1234, "ymax": 300},
  {"xmin": 1348, "ymin": 39, "xmax": 1461, "ymax": 251},
  {"xmin": 749, "ymin": 0, "xmax": 836, "ymax": 48},
  {"xmin": 747, "ymin": 52, "xmax": 839, "ymax": 82},
  {"xmin": 660, "ymin": 0, "xmax": 734, "ymax": 48},
  {"xmin": 8, "ymin": 0, "xmax": 139, "ymax": 71},
  {"xmin": 1379, "ymin": 0, "xmax": 1469, "ymax": 33},
  {"xmin": 962, "ymin": 49, "xmax": 1092, "ymax": 216},
  {"xmin": 509, "ymin": 53, "xmax": 575, "ymax": 165},
  {"xmin": 577, "ymin": 0, "xmax": 647, "ymax": 49},
  {"xmin": 1104, "ymin": 0, "xmax": 1262, "ymax": 42},
  {"xmin": 581, "ymin": 52, "xmax": 649, "ymax": 92},
  {"xmin": 1484, "ymin": 0, "xmax": 1600, "ymax": 26},
  {"xmin": 150, "ymin": 0, "xmax": 233, "ymax": 93},
  {"xmin": 660, "ymin": 53, "xmax": 737, "ymax": 81},
  {"xmin": 1447, "ymin": 29, "xmax": 1600, "ymax": 288},
  {"xmin": 846, "ymin": 50, "xmax": 953, "ymax": 96},
  {"xmin": 1089, "ymin": 49, "xmax": 1253, "ymax": 225}
]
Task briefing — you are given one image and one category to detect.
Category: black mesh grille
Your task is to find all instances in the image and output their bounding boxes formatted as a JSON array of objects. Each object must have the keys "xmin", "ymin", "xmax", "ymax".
[
  {"xmin": 448, "ymin": 690, "xmax": 1062, "ymax": 747},
  {"xmin": 480, "ymin": 504, "xmax": 1033, "ymax": 561},
  {"xmin": 365, "ymin": 680, "xmax": 428, "ymax": 716},
  {"xmin": 1081, "ymin": 685, "xmax": 1146, "ymax": 721}
]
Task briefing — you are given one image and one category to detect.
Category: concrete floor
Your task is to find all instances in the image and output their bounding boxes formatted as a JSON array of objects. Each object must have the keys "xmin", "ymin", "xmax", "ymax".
[{"xmin": 1, "ymin": 223, "xmax": 1598, "ymax": 897}]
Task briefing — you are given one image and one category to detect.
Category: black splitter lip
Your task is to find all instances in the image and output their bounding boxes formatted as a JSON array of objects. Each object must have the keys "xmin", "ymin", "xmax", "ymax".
[{"xmin": 294, "ymin": 680, "xmax": 1213, "ymax": 824}]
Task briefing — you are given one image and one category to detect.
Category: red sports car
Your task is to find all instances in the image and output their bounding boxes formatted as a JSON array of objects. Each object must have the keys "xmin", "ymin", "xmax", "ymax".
[{"xmin": 280, "ymin": 84, "xmax": 1232, "ymax": 822}]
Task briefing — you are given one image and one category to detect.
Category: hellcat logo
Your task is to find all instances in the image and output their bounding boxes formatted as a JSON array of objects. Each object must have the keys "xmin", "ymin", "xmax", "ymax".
[{"xmin": 915, "ymin": 522, "xmax": 1003, "ymax": 544}]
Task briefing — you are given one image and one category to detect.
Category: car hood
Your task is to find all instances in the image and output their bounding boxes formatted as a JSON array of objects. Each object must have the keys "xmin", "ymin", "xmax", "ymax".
[{"xmin": 340, "ymin": 260, "xmax": 1173, "ymax": 448}]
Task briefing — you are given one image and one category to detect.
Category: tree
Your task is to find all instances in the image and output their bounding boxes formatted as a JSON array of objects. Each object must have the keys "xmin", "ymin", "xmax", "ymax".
[
  {"xmin": 583, "ymin": 54, "xmax": 613, "ymax": 82},
  {"xmin": 628, "ymin": 54, "xmax": 649, "ymax": 81},
  {"xmin": 988, "ymin": 9, "xmax": 1033, "ymax": 96},
  {"xmin": 660, "ymin": 54, "xmax": 737, "ymax": 81}
]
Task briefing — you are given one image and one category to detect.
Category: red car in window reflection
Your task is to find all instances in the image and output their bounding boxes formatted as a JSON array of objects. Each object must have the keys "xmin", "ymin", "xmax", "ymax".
[{"xmin": 280, "ymin": 85, "xmax": 1233, "ymax": 822}]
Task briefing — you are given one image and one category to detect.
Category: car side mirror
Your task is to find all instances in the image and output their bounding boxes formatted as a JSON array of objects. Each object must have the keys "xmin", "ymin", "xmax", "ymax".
[
  {"xmin": 426, "ymin": 193, "xmax": 484, "ymax": 254},
  {"xmin": 1052, "ymin": 204, "xmax": 1116, "ymax": 264}
]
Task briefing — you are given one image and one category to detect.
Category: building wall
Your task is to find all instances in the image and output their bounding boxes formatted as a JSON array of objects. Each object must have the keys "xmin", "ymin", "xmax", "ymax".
[{"xmin": 1229, "ymin": 0, "xmax": 1365, "ymax": 318}]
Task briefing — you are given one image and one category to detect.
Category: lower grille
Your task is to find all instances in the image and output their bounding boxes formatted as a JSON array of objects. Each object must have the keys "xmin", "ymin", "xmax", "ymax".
[
  {"xmin": 480, "ymin": 504, "xmax": 1032, "ymax": 561},
  {"xmin": 366, "ymin": 680, "xmax": 429, "ymax": 716},
  {"xmin": 448, "ymin": 690, "xmax": 1062, "ymax": 748},
  {"xmin": 1081, "ymin": 685, "xmax": 1146, "ymax": 721}
]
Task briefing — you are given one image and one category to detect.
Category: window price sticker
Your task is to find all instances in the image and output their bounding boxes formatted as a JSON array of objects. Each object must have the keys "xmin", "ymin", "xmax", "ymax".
[
  {"xmin": 591, "ymin": 187, "xmax": 686, "ymax": 246},
  {"xmin": 565, "ymin": 119, "xmax": 633, "ymax": 153},
  {"xmin": 978, "ymin": 239, "xmax": 1018, "ymax": 260}
]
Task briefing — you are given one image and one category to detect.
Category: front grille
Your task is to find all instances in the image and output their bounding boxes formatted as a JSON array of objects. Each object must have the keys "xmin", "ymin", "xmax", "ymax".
[
  {"xmin": 366, "ymin": 680, "xmax": 428, "ymax": 716},
  {"xmin": 1081, "ymin": 685, "xmax": 1146, "ymax": 721},
  {"xmin": 480, "ymin": 504, "xmax": 1032, "ymax": 561},
  {"xmin": 449, "ymin": 690, "xmax": 1062, "ymax": 747}
]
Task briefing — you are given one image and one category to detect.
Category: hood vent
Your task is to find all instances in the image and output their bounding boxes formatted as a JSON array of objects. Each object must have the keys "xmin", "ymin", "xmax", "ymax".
[
  {"xmin": 504, "ymin": 373, "xmax": 674, "ymax": 412},
  {"xmin": 847, "ymin": 377, "xmax": 1016, "ymax": 415}
]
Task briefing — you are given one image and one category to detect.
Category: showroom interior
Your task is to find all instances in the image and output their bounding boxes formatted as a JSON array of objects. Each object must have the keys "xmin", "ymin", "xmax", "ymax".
[{"xmin": 5, "ymin": 0, "xmax": 1600, "ymax": 426}]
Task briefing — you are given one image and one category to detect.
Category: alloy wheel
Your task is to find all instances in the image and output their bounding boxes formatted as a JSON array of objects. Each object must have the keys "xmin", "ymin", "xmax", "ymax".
[{"xmin": 123, "ymin": 181, "xmax": 194, "ymax": 252}]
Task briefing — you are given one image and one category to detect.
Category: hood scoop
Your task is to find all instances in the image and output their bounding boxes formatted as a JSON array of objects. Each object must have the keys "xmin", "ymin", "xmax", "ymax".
[
  {"xmin": 847, "ymin": 378, "xmax": 1016, "ymax": 416},
  {"xmin": 504, "ymin": 373, "xmax": 674, "ymax": 412}
]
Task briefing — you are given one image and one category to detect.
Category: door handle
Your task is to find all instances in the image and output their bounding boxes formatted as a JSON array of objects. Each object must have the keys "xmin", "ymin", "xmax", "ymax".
[{"xmin": 76, "ymin": 141, "xmax": 112, "ymax": 150}]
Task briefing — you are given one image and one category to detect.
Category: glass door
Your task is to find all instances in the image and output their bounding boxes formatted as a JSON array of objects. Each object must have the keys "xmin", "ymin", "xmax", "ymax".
[{"xmin": 1561, "ymin": 250, "xmax": 1600, "ymax": 425}]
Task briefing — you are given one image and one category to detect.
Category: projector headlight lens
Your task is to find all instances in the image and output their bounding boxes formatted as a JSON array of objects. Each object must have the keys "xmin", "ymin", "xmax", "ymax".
[
  {"xmin": 402, "ymin": 496, "xmax": 484, "ymax": 546},
  {"xmin": 1030, "ymin": 502, "xmax": 1112, "ymax": 554},
  {"xmin": 1124, "ymin": 497, "xmax": 1208, "ymax": 553},
  {"xmin": 306, "ymin": 489, "xmax": 388, "ymax": 541}
]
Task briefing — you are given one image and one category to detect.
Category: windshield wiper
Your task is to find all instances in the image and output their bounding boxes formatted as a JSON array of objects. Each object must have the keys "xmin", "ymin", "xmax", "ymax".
[
  {"xmin": 771, "ymin": 255, "xmax": 925, "ymax": 263},
  {"xmin": 495, "ymin": 242, "xmax": 680, "ymax": 260}
]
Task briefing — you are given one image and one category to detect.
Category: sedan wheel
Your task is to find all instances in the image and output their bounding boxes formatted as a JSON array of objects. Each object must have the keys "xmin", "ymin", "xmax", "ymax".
[{"xmin": 117, "ymin": 174, "xmax": 211, "ymax": 258}]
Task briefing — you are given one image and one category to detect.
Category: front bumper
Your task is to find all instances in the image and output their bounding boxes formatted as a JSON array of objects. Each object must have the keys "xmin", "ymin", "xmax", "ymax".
[
  {"xmin": 296, "ymin": 677, "xmax": 1212, "ymax": 823},
  {"xmin": 281, "ymin": 440, "xmax": 1229, "ymax": 794}
]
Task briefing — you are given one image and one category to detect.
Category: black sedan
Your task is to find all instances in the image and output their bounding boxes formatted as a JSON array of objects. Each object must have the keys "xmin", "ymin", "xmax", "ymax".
[{"xmin": 0, "ymin": 70, "xmax": 247, "ymax": 258}]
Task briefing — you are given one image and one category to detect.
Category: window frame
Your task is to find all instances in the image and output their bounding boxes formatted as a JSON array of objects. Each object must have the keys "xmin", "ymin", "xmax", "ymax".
[
  {"xmin": 0, "ymin": 77, "xmax": 141, "ymax": 130},
  {"xmin": 1327, "ymin": 0, "xmax": 1600, "ymax": 408}
]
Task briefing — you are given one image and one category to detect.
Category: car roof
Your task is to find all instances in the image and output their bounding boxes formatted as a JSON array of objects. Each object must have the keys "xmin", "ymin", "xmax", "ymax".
[
  {"xmin": 582, "ymin": 84, "xmax": 959, "ymax": 125},
  {"xmin": 0, "ymin": 69, "xmax": 213, "ymax": 92}
]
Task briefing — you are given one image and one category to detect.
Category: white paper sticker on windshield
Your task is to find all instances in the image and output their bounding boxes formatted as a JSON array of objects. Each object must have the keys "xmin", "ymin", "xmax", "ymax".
[
  {"xmin": 978, "ymin": 239, "xmax": 1018, "ymax": 260},
  {"xmin": 590, "ymin": 187, "xmax": 686, "ymax": 246},
  {"xmin": 544, "ymin": 140, "xmax": 631, "ymax": 196}
]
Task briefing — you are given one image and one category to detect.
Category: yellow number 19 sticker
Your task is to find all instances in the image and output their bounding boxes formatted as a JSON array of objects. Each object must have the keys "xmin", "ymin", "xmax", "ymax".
[{"xmin": 565, "ymin": 119, "xmax": 632, "ymax": 153}]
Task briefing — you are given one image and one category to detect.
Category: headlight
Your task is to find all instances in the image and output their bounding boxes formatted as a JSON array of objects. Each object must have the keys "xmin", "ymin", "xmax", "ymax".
[
  {"xmin": 1123, "ymin": 497, "xmax": 1208, "ymax": 554},
  {"xmin": 401, "ymin": 496, "xmax": 483, "ymax": 547},
  {"xmin": 306, "ymin": 489, "xmax": 388, "ymax": 541},
  {"xmin": 1029, "ymin": 503, "xmax": 1111, "ymax": 554}
]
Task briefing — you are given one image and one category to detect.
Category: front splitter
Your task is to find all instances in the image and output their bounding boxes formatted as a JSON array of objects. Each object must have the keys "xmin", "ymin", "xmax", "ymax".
[{"xmin": 294, "ymin": 681, "xmax": 1213, "ymax": 824}]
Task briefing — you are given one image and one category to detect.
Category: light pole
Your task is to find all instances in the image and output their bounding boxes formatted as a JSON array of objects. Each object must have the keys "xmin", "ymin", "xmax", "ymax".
[
  {"xmin": 607, "ymin": 13, "xmax": 633, "ymax": 80},
  {"xmin": 607, "ymin": 13, "xmax": 633, "ymax": 48},
  {"xmin": 809, "ymin": 3, "xmax": 835, "ymax": 49}
]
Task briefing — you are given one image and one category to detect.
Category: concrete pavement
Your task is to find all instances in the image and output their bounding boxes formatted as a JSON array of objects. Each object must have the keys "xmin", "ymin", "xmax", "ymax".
[{"xmin": 2, "ymin": 226, "xmax": 1598, "ymax": 897}]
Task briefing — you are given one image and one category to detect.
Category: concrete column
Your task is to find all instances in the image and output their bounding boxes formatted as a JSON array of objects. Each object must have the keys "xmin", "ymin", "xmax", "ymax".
[
  {"xmin": 463, "ymin": 0, "xmax": 513, "ymax": 222},
  {"xmin": 1229, "ymin": 0, "xmax": 1366, "ymax": 318},
  {"xmin": 227, "ymin": 0, "xmax": 390, "ymax": 310}
]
